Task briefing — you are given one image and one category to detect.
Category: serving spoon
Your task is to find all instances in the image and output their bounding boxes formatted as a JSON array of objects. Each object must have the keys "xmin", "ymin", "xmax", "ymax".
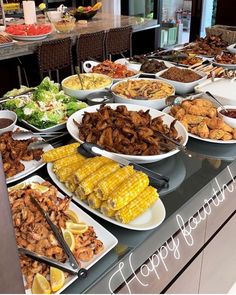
[
  {"xmin": 205, "ymin": 91, "xmax": 228, "ymax": 113},
  {"xmin": 75, "ymin": 66, "xmax": 84, "ymax": 90}
]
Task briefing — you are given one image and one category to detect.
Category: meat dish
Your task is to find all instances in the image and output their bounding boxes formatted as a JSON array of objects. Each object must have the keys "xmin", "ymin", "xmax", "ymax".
[
  {"xmin": 0, "ymin": 130, "xmax": 43, "ymax": 178},
  {"xmin": 76, "ymin": 105, "xmax": 182, "ymax": 155}
]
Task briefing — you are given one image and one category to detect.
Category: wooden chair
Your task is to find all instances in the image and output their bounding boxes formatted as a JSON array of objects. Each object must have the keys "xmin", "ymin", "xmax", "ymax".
[
  {"xmin": 75, "ymin": 30, "xmax": 106, "ymax": 69},
  {"xmin": 105, "ymin": 26, "xmax": 133, "ymax": 60},
  {"xmin": 36, "ymin": 37, "xmax": 73, "ymax": 82}
]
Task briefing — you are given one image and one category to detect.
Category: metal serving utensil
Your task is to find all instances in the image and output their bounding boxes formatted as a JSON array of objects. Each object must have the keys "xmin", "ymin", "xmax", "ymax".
[
  {"xmin": 12, "ymin": 130, "xmax": 68, "ymax": 141},
  {"xmin": 77, "ymin": 142, "xmax": 169, "ymax": 189},
  {"xmin": 205, "ymin": 91, "xmax": 228, "ymax": 113},
  {"xmin": 19, "ymin": 196, "xmax": 87, "ymax": 278},
  {"xmin": 75, "ymin": 66, "xmax": 84, "ymax": 90},
  {"xmin": 0, "ymin": 88, "xmax": 36, "ymax": 102},
  {"xmin": 27, "ymin": 133, "xmax": 68, "ymax": 150}
]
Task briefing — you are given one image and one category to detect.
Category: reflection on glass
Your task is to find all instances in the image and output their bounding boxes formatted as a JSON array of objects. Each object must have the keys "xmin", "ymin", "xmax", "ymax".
[{"xmin": 128, "ymin": 0, "xmax": 154, "ymax": 19}]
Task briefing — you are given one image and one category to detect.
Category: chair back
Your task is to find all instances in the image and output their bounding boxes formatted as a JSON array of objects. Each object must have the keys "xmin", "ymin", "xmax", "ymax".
[
  {"xmin": 105, "ymin": 26, "xmax": 133, "ymax": 59},
  {"xmin": 36, "ymin": 37, "xmax": 73, "ymax": 81},
  {"xmin": 76, "ymin": 30, "xmax": 106, "ymax": 65}
]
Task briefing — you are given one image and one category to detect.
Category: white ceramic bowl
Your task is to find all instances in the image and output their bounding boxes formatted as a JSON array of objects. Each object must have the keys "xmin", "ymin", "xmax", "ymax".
[
  {"xmin": 111, "ymin": 78, "xmax": 175, "ymax": 110},
  {"xmin": 195, "ymin": 78, "xmax": 236, "ymax": 106},
  {"xmin": 66, "ymin": 103, "xmax": 188, "ymax": 164},
  {"xmin": 0, "ymin": 110, "xmax": 17, "ymax": 135},
  {"xmin": 83, "ymin": 60, "xmax": 140, "ymax": 82},
  {"xmin": 61, "ymin": 73, "xmax": 113, "ymax": 100},
  {"xmin": 47, "ymin": 11, "xmax": 63, "ymax": 22},
  {"xmin": 227, "ymin": 44, "xmax": 236, "ymax": 54},
  {"xmin": 218, "ymin": 105, "xmax": 236, "ymax": 128},
  {"xmin": 156, "ymin": 68, "xmax": 207, "ymax": 95}
]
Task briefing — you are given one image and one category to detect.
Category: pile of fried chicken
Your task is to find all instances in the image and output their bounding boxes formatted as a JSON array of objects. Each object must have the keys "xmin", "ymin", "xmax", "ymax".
[
  {"xmin": 77, "ymin": 105, "xmax": 182, "ymax": 155},
  {"xmin": 0, "ymin": 130, "xmax": 43, "ymax": 178},
  {"xmin": 184, "ymin": 35, "xmax": 228, "ymax": 57}
]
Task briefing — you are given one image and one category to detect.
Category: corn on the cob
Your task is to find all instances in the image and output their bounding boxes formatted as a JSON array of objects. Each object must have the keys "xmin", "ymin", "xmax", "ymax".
[
  {"xmin": 74, "ymin": 156, "xmax": 113, "ymax": 184},
  {"xmin": 95, "ymin": 165, "xmax": 135, "ymax": 200},
  {"xmin": 42, "ymin": 143, "xmax": 80, "ymax": 163},
  {"xmin": 107, "ymin": 171, "xmax": 149, "ymax": 210},
  {"xmin": 115, "ymin": 186, "xmax": 158, "ymax": 224},
  {"xmin": 65, "ymin": 175, "xmax": 77, "ymax": 193},
  {"xmin": 100, "ymin": 201, "xmax": 116, "ymax": 218},
  {"xmin": 55, "ymin": 160, "xmax": 85, "ymax": 182},
  {"xmin": 87, "ymin": 193, "xmax": 102, "ymax": 209},
  {"xmin": 75, "ymin": 162, "xmax": 119, "ymax": 199},
  {"xmin": 53, "ymin": 154, "xmax": 85, "ymax": 172}
]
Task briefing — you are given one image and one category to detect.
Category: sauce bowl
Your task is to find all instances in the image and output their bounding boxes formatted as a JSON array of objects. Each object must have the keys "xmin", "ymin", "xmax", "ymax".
[
  {"xmin": 217, "ymin": 105, "xmax": 236, "ymax": 128},
  {"xmin": 0, "ymin": 110, "xmax": 17, "ymax": 135}
]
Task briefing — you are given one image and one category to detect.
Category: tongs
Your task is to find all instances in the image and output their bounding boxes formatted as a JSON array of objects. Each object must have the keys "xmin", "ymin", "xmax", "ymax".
[
  {"xmin": 18, "ymin": 196, "xmax": 87, "ymax": 278},
  {"xmin": 78, "ymin": 142, "xmax": 169, "ymax": 189},
  {"xmin": 26, "ymin": 132, "xmax": 69, "ymax": 150},
  {"xmin": 12, "ymin": 130, "xmax": 68, "ymax": 141},
  {"xmin": 0, "ymin": 87, "xmax": 36, "ymax": 102}
]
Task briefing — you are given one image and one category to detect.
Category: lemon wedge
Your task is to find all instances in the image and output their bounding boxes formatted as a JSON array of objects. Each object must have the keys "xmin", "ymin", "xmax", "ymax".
[
  {"xmin": 62, "ymin": 229, "xmax": 75, "ymax": 252},
  {"xmin": 65, "ymin": 209, "xmax": 80, "ymax": 223},
  {"xmin": 32, "ymin": 273, "xmax": 51, "ymax": 294},
  {"xmin": 66, "ymin": 221, "xmax": 88, "ymax": 234},
  {"xmin": 50, "ymin": 267, "xmax": 65, "ymax": 292},
  {"xmin": 30, "ymin": 183, "xmax": 49, "ymax": 193}
]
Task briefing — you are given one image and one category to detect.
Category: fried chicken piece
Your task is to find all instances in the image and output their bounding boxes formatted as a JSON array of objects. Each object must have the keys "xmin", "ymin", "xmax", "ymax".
[
  {"xmin": 183, "ymin": 114, "xmax": 205, "ymax": 125},
  {"xmin": 209, "ymin": 129, "xmax": 225, "ymax": 140},
  {"xmin": 97, "ymin": 127, "xmax": 113, "ymax": 147},
  {"xmin": 137, "ymin": 127, "xmax": 154, "ymax": 139},
  {"xmin": 187, "ymin": 105, "xmax": 216, "ymax": 118},
  {"xmin": 197, "ymin": 122, "xmax": 209, "ymax": 138},
  {"xmin": 175, "ymin": 108, "xmax": 186, "ymax": 120},
  {"xmin": 222, "ymin": 132, "xmax": 233, "ymax": 141},
  {"xmin": 206, "ymin": 117, "xmax": 225, "ymax": 130},
  {"xmin": 193, "ymin": 98, "xmax": 214, "ymax": 108},
  {"xmin": 221, "ymin": 122, "xmax": 233, "ymax": 133}
]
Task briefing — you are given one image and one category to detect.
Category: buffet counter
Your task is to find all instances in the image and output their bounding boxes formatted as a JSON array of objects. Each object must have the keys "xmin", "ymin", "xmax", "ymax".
[
  {"xmin": 0, "ymin": 13, "xmax": 160, "ymax": 61},
  {"xmin": 30, "ymin": 137, "xmax": 236, "ymax": 294}
]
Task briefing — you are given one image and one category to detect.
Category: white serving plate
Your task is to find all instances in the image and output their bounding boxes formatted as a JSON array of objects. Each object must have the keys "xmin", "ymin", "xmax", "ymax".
[
  {"xmin": 6, "ymin": 125, "xmax": 53, "ymax": 184},
  {"xmin": 115, "ymin": 57, "xmax": 174, "ymax": 76},
  {"xmin": 21, "ymin": 119, "xmax": 66, "ymax": 132},
  {"xmin": 194, "ymin": 78, "xmax": 236, "ymax": 106},
  {"xmin": 213, "ymin": 59, "xmax": 236, "ymax": 70},
  {"xmin": 227, "ymin": 44, "xmax": 236, "ymax": 54},
  {"xmin": 8, "ymin": 32, "xmax": 51, "ymax": 41},
  {"xmin": 9, "ymin": 175, "xmax": 118, "ymax": 294},
  {"xmin": 162, "ymin": 106, "xmax": 236, "ymax": 144},
  {"xmin": 66, "ymin": 103, "xmax": 188, "ymax": 164},
  {"xmin": 111, "ymin": 78, "xmax": 175, "ymax": 110},
  {"xmin": 47, "ymin": 163, "xmax": 166, "ymax": 231},
  {"xmin": 82, "ymin": 60, "xmax": 140, "ymax": 82},
  {"xmin": 156, "ymin": 67, "xmax": 208, "ymax": 95}
]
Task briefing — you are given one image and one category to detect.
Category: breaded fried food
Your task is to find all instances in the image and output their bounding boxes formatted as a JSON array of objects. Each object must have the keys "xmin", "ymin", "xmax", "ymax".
[{"xmin": 169, "ymin": 97, "xmax": 236, "ymax": 141}]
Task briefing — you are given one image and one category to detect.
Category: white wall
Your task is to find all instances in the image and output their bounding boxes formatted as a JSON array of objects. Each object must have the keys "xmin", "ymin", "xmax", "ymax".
[{"xmin": 101, "ymin": 0, "xmax": 121, "ymax": 15}]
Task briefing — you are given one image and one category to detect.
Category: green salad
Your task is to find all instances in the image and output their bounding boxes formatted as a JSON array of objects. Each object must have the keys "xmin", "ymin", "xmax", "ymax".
[{"xmin": 4, "ymin": 77, "xmax": 87, "ymax": 129}]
